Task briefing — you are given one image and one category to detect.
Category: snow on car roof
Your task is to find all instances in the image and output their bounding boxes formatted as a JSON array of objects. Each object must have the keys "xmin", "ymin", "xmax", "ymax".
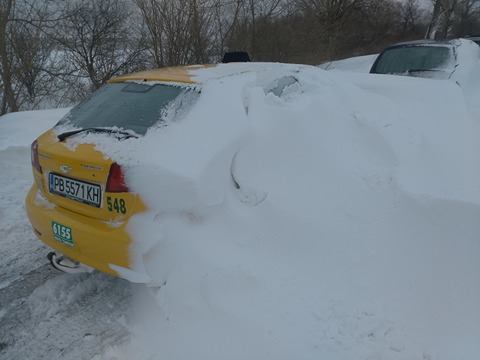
[
  {"xmin": 109, "ymin": 62, "xmax": 314, "ymax": 85},
  {"xmin": 108, "ymin": 65, "xmax": 206, "ymax": 84},
  {"xmin": 387, "ymin": 39, "xmax": 455, "ymax": 48}
]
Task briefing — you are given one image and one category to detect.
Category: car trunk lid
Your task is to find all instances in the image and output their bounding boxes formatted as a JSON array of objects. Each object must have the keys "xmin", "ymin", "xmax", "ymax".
[{"xmin": 34, "ymin": 130, "xmax": 136, "ymax": 222}]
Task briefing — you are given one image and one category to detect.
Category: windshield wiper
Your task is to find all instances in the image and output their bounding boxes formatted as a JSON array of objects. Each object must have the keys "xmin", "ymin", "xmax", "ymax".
[
  {"xmin": 406, "ymin": 69, "xmax": 443, "ymax": 74},
  {"xmin": 57, "ymin": 127, "xmax": 138, "ymax": 141}
]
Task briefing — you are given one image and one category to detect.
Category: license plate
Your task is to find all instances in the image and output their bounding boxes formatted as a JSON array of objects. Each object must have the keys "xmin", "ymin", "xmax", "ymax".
[
  {"xmin": 49, "ymin": 173, "xmax": 101, "ymax": 207},
  {"xmin": 52, "ymin": 221, "xmax": 74, "ymax": 247}
]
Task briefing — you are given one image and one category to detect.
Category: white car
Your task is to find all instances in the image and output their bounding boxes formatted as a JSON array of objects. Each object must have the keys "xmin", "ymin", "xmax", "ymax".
[{"xmin": 370, "ymin": 38, "xmax": 480, "ymax": 83}]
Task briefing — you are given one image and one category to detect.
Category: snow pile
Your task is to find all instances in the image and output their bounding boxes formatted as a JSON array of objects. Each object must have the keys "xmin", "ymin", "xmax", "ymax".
[
  {"xmin": 452, "ymin": 39, "xmax": 480, "ymax": 117},
  {"xmin": 0, "ymin": 146, "xmax": 47, "ymax": 289},
  {"xmin": 80, "ymin": 63, "xmax": 480, "ymax": 359},
  {"xmin": 0, "ymin": 108, "xmax": 135, "ymax": 360},
  {"xmin": 0, "ymin": 109, "xmax": 69, "ymax": 289},
  {"xmin": 319, "ymin": 54, "xmax": 378, "ymax": 73},
  {"xmin": 328, "ymin": 70, "xmax": 480, "ymax": 204},
  {"xmin": 0, "ymin": 108, "xmax": 69, "ymax": 150},
  {"xmin": 449, "ymin": 39, "xmax": 480, "ymax": 84}
]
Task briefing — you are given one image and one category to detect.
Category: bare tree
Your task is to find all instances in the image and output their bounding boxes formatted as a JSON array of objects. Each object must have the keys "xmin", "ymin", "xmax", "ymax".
[
  {"xmin": 451, "ymin": 0, "xmax": 480, "ymax": 36},
  {"xmin": 223, "ymin": 0, "xmax": 286, "ymax": 59},
  {"xmin": 52, "ymin": 0, "xmax": 146, "ymax": 94},
  {"xmin": 0, "ymin": 0, "xmax": 437, "ymax": 114},
  {"xmin": 0, "ymin": 0, "xmax": 18, "ymax": 113},
  {"xmin": 295, "ymin": 0, "xmax": 363, "ymax": 58},
  {"xmin": 136, "ymin": 0, "xmax": 225, "ymax": 66},
  {"xmin": 0, "ymin": 0, "xmax": 60, "ymax": 113},
  {"xmin": 426, "ymin": 0, "xmax": 460, "ymax": 39},
  {"xmin": 400, "ymin": 0, "xmax": 423, "ymax": 36},
  {"xmin": 210, "ymin": 0, "xmax": 244, "ymax": 59},
  {"xmin": 136, "ymin": 0, "xmax": 194, "ymax": 66}
]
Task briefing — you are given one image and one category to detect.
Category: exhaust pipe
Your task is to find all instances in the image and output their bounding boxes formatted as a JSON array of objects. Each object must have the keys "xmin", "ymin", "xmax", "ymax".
[{"xmin": 47, "ymin": 252, "xmax": 93, "ymax": 274}]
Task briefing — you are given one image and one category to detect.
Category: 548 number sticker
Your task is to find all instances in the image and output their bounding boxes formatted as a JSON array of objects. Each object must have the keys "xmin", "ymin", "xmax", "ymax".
[{"xmin": 106, "ymin": 197, "xmax": 127, "ymax": 214}]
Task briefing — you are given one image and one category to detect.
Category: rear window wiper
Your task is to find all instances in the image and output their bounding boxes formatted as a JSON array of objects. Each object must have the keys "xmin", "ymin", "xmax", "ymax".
[
  {"xmin": 57, "ymin": 127, "xmax": 138, "ymax": 141},
  {"xmin": 406, "ymin": 68, "xmax": 443, "ymax": 74}
]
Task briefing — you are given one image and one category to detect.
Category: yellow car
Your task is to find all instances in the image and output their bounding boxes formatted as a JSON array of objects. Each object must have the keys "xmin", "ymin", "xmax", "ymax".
[{"xmin": 25, "ymin": 66, "xmax": 201, "ymax": 279}]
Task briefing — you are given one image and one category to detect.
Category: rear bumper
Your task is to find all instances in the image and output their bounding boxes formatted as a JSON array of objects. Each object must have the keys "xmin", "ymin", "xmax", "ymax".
[{"xmin": 25, "ymin": 184, "xmax": 132, "ymax": 277}]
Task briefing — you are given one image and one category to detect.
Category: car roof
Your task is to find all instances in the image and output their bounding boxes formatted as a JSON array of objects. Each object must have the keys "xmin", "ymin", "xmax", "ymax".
[
  {"xmin": 465, "ymin": 36, "xmax": 480, "ymax": 44},
  {"xmin": 108, "ymin": 64, "xmax": 214, "ymax": 84},
  {"xmin": 384, "ymin": 39, "xmax": 454, "ymax": 49},
  {"xmin": 108, "ymin": 62, "xmax": 312, "ymax": 85}
]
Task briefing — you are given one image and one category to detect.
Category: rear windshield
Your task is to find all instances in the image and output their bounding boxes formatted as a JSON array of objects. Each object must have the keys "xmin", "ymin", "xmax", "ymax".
[
  {"xmin": 372, "ymin": 46, "xmax": 453, "ymax": 74},
  {"xmin": 57, "ymin": 82, "xmax": 188, "ymax": 135}
]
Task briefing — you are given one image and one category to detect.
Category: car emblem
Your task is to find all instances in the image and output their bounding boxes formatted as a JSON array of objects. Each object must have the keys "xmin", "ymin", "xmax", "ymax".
[{"xmin": 59, "ymin": 165, "xmax": 71, "ymax": 174}]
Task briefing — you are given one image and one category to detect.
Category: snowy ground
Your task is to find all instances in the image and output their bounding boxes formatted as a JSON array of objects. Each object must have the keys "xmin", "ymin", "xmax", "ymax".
[
  {"xmin": 319, "ymin": 54, "xmax": 378, "ymax": 72},
  {"xmin": 0, "ymin": 110, "xmax": 134, "ymax": 360},
  {"xmin": 1, "ymin": 58, "xmax": 480, "ymax": 360}
]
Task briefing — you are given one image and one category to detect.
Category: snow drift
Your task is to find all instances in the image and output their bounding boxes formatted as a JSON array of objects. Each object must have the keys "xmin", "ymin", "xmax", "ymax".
[
  {"xmin": 319, "ymin": 54, "xmax": 378, "ymax": 73},
  {"xmin": 0, "ymin": 108, "xmax": 69, "ymax": 151},
  {"xmin": 65, "ymin": 63, "xmax": 480, "ymax": 359}
]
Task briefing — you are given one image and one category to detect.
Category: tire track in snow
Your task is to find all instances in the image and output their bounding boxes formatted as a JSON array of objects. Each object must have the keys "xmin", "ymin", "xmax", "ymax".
[{"xmin": 0, "ymin": 146, "xmax": 134, "ymax": 359}]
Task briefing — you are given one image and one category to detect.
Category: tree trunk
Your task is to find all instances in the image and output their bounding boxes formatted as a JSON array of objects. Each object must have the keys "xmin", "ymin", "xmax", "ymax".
[
  {"xmin": 249, "ymin": 0, "xmax": 256, "ymax": 58},
  {"xmin": 426, "ymin": 0, "xmax": 443, "ymax": 39},
  {"xmin": 438, "ymin": 0, "xmax": 458, "ymax": 39},
  {"xmin": 0, "ymin": 0, "xmax": 18, "ymax": 113}
]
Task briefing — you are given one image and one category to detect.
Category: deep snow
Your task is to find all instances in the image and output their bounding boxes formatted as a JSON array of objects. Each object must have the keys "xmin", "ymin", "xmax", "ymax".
[
  {"xmin": 0, "ymin": 109, "xmax": 133, "ymax": 360},
  {"xmin": 0, "ymin": 108, "xmax": 70, "ymax": 151},
  {"xmin": 0, "ymin": 108, "xmax": 69, "ymax": 289},
  {"xmin": 64, "ymin": 63, "xmax": 480, "ymax": 359},
  {"xmin": 1, "ymin": 58, "xmax": 480, "ymax": 360},
  {"xmin": 319, "ymin": 54, "xmax": 378, "ymax": 73}
]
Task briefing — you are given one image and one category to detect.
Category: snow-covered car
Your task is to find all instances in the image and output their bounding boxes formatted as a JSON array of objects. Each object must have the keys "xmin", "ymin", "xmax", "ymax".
[
  {"xmin": 370, "ymin": 39, "xmax": 457, "ymax": 79},
  {"xmin": 14, "ymin": 58, "xmax": 480, "ymax": 359},
  {"xmin": 370, "ymin": 39, "xmax": 480, "ymax": 81},
  {"xmin": 466, "ymin": 36, "xmax": 480, "ymax": 47},
  {"xmin": 24, "ymin": 55, "xmax": 480, "ymax": 285},
  {"xmin": 24, "ymin": 63, "xmax": 317, "ymax": 281},
  {"xmin": 25, "ymin": 66, "xmax": 202, "ymax": 278}
]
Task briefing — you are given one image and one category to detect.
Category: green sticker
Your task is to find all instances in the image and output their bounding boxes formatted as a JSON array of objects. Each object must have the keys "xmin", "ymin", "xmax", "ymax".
[{"xmin": 51, "ymin": 221, "xmax": 74, "ymax": 247}]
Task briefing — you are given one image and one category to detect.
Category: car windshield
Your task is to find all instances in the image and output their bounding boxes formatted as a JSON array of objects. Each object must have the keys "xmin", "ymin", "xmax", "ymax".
[
  {"xmin": 57, "ymin": 82, "xmax": 187, "ymax": 135},
  {"xmin": 372, "ymin": 45, "xmax": 453, "ymax": 74}
]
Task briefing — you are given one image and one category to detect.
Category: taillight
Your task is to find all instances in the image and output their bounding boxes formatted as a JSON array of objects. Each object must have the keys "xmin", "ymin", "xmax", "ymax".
[
  {"xmin": 31, "ymin": 140, "xmax": 42, "ymax": 173},
  {"xmin": 106, "ymin": 163, "xmax": 129, "ymax": 192}
]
